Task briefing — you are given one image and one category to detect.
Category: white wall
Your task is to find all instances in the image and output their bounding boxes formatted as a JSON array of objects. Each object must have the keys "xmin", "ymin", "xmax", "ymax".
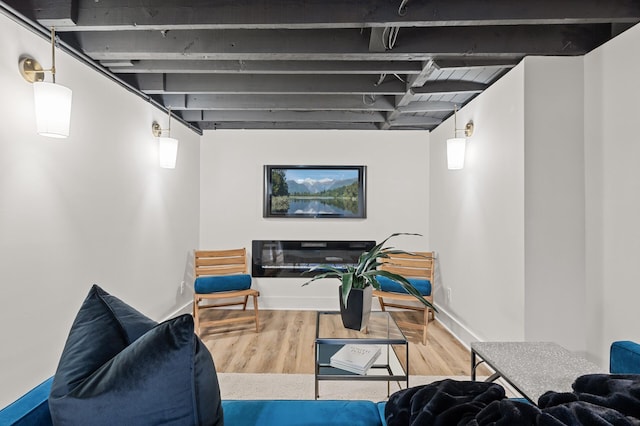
[
  {"xmin": 199, "ymin": 130, "xmax": 430, "ymax": 310},
  {"xmin": 430, "ymin": 57, "xmax": 588, "ymax": 352},
  {"xmin": 0, "ymin": 14, "xmax": 200, "ymax": 406},
  {"xmin": 431, "ymin": 23, "xmax": 640, "ymax": 365},
  {"xmin": 584, "ymin": 24, "xmax": 640, "ymax": 365},
  {"xmin": 429, "ymin": 64, "xmax": 526, "ymax": 344},
  {"xmin": 523, "ymin": 57, "xmax": 586, "ymax": 353},
  {"xmin": 583, "ymin": 43, "xmax": 606, "ymax": 367}
]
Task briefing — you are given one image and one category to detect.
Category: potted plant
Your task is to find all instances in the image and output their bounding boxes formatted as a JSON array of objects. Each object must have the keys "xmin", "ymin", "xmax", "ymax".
[{"xmin": 302, "ymin": 233, "xmax": 437, "ymax": 331}]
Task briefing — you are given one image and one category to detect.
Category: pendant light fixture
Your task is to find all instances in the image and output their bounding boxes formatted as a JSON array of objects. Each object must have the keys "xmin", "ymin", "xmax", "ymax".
[
  {"xmin": 19, "ymin": 28, "xmax": 72, "ymax": 138},
  {"xmin": 152, "ymin": 108, "xmax": 179, "ymax": 169},
  {"xmin": 447, "ymin": 106, "xmax": 474, "ymax": 170}
]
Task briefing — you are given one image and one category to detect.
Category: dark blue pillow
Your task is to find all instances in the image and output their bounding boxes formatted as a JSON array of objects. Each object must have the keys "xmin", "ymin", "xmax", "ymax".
[
  {"xmin": 49, "ymin": 285, "xmax": 155, "ymax": 398},
  {"xmin": 49, "ymin": 285, "xmax": 223, "ymax": 425}
]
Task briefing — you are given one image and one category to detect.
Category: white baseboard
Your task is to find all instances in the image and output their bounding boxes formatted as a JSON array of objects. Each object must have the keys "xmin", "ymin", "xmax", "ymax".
[
  {"xmin": 433, "ymin": 303, "xmax": 483, "ymax": 350},
  {"xmin": 161, "ymin": 301, "xmax": 192, "ymax": 321}
]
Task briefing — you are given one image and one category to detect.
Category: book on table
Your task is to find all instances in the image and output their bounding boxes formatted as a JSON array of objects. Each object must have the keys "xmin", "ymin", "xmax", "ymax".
[{"xmin": 330, "ymin": 344, "xmax": 382, "ymax": 375}]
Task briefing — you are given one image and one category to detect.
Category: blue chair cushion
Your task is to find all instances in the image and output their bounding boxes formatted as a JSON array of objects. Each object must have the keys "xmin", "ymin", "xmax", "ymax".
[
  {"xmin": 376, "ymin": 276, "xmax": 431, "ymax": 296},
  {"xmin": 195, "ymin": 273, "xmax": 252, "ymax": 293},
  {"xmin": 48, "ymin": 285, "xmax": 223, "ymax": 426}
]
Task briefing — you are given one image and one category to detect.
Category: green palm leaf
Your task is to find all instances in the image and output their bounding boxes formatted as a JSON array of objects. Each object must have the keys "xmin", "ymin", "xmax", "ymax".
[{"xmin": 301, "ymin": 233, "xmax": 437, "ymax": 312}]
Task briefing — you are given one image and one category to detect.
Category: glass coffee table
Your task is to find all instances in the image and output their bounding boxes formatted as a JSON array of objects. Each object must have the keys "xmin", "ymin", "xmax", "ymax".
[{"xmin": 315, "ymin": 311, "xmax": 409, "ymax": 399}]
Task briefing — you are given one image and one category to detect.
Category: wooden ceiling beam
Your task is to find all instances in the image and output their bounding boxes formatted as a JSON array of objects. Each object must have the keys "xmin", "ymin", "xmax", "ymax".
[
  {"xmin": 109, "ymin": 60, "xmax": 423, "ymax": 74},
  {"xmin": 180, "ymin": 110, "xmax": 386, "ymax": 123},
  {"xmin": 159, "ymin": 94, "xmax": 395, "ymax": 111},
  {"xmin": 11, "ymin": 0, "xmax": 639, "ymax": 31},
  {"xmin": 386, "ymin": 116, "xmax": 442, "ymax": 127},
  {"xmin": 11, "ymin": 0, "xmax": 78, "ymax": 27},
  {"xmin": 197, "ymin": 121, "xmax": 381, "ymax": 130},
  {"xmin": 434, "ymin": 58, "xmax": 520, "ymax": 69},
  {"xmin": 136, "ymin": 74, "xmax": 407, "ymax": 95},
  {"xmin": 69, "ymin": 25, "xmax": 608, "ymax": 61}
]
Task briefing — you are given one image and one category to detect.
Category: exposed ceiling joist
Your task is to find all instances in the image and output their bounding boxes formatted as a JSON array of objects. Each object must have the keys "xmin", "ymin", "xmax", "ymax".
[
  {"xmin": 197, "ymin": 122, "xmax": 382, "ymax": 130},
  {"xmin": 106, "ymin": 60, "xmax": 423, "ymax": 75},
  {"xmin": 408, "ymin": 59, "xmax": 438, "ymax": 88},
  {"xmin": 72, "ymin": 25, "xmax": 609, "ymax": 61},
  {"xmin": 180, "ymin": 110, "xmax": 386, "ymax": 123},
  {"xmin": 434, "ymin": 58, "xmax": 520, "ymax": 69},
  {"xmin": 4, "ymin": 0, "xmax": 635, "ymax": 132},
  {"xmin": 20, "ymin": 0, "xmax": 640, "ymax": 30},
  {"xmin": 385, "ymin": 116, "xmax": 442, "ymax": 127},
  {"xmin": 137, "ymin": 74, "xmax": 407, "ymax": 95},
  {"xmin": 159, "ymin": 94, "xmax": 395, "ymax": 111}
]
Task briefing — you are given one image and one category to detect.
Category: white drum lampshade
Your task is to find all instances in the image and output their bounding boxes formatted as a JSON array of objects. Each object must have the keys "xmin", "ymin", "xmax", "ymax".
[
  {"xmin": 158, "ymin": 136, "xmax": 179, "ymax": 169},
  {"xmin": 33, "ymin": 81, "xmax": 72, "ymax": 138},
  {"xmin": 447, "ymin": 137, "xmax": 466, "ymax": 170}
]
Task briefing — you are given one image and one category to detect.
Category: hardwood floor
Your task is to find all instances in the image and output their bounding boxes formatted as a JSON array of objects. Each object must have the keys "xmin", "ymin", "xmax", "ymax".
[{"xmin": 200, "ymin": 310, "xmax": 484, "ymax": 376}]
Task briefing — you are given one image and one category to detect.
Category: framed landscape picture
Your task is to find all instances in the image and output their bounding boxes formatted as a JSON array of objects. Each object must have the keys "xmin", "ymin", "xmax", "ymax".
[{"xmin": 263, "ymin": 165, "xmax": 367, "ymax": 219}]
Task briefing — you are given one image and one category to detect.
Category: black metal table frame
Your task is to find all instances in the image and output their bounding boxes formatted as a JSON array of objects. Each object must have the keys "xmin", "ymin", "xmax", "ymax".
[
  {"xmin": 470, "ymin": 342, "xmax": 604, "ymax": 405},
  {"xmin": 314, "ymin": 311, "xmax": 409, "ymax": 400},
  {"xmin": 470, "ymin": 347, "xmax": 533, "ymax": 404}
]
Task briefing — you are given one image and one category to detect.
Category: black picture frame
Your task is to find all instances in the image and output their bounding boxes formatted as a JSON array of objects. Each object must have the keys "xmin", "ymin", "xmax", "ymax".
[{"xmin": 263, "ymin": 165, "xmax": 367, "ymax": 219}]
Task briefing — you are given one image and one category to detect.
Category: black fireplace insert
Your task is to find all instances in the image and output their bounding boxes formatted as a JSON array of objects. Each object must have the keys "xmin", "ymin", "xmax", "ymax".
[{"xmin": 251, "ymin": 240, "xmax": 376, "ymax": 278}]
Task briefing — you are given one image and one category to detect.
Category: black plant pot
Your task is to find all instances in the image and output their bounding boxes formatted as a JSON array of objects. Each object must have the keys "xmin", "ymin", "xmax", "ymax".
[{"xmin": 338, "ymin": 285, "xmax": 373, "ymax": 331}]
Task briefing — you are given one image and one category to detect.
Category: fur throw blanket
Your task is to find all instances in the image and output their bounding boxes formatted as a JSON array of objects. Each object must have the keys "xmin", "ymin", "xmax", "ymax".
[{"xmin": 385, "ymin": 374, "xmax": 640, "ymax": 426}]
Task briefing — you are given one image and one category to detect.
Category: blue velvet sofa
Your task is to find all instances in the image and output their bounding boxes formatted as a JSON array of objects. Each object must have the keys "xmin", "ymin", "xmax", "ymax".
[
  {"xmin": 2, "ymin": 285, "xmax": 389, "ymax": 426},
  {"xmin": 0, "ymin": 383, "xmax": 387, "ymax": 426},
  {"xmin": 3, "ymin": 340, "xmax": 639, "ymax": 426}
]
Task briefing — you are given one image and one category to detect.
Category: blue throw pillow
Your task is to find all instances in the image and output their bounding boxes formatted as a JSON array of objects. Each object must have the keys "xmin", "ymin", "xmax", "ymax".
[
  {"xmin": 49, "ymin": 285, "xmax": 155, "ymax": 398},
  {"xmin": 195, "ymin": 274, "xmax": 252, "ymax": 293},
  {"xmin": 376, "ymin": 276, "xmax": 432, "ymax": 296},
  {"xmin": 49, "ymin": 285, "xmax": 223, "ymax": 426}
]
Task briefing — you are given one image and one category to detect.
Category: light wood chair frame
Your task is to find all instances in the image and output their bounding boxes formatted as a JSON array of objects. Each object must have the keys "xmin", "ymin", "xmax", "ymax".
[
  {"xmin": 193, "ymin": 248, "xmax": 260, "ymax": 336},
  {"xmin": 372, "ymin": 251, "xmax": 435, "ymax": 345}
]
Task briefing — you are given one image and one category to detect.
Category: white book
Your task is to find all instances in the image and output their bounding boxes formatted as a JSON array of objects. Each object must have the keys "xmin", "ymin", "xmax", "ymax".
[
  {"xmin": 330, "ymin": 344, "xmax": 381, "ymax": 375},
  {"xmin": 330, "ymin": 360, "xmax": 369, "ymax": 375}
]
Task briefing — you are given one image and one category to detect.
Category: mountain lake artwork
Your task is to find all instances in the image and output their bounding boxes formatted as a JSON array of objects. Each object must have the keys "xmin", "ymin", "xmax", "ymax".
[{"xmin": 264, "ymin": 166, "xmax": 366, "ymax": 218}]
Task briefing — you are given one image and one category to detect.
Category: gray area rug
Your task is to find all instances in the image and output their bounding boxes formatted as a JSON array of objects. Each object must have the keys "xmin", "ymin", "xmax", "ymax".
[{"xmin": 217, "ymin": 373, "xmax": 473, "ymax": 401}]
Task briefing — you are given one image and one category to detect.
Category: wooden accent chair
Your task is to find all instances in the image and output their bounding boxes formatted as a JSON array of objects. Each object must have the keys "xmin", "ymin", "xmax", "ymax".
[
  {"xmin": 193, "ymin": 248, "xmax": 260, "ymax": 336},
  {"xmin": 372, "ymin": 251, "xmax": 435, "ymax": 344}
]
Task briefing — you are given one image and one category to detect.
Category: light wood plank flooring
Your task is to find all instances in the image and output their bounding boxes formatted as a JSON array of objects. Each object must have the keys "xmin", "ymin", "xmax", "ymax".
[{"xmin": 200, "ymin": 310, "xmax": 485, "ymax": 376}]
